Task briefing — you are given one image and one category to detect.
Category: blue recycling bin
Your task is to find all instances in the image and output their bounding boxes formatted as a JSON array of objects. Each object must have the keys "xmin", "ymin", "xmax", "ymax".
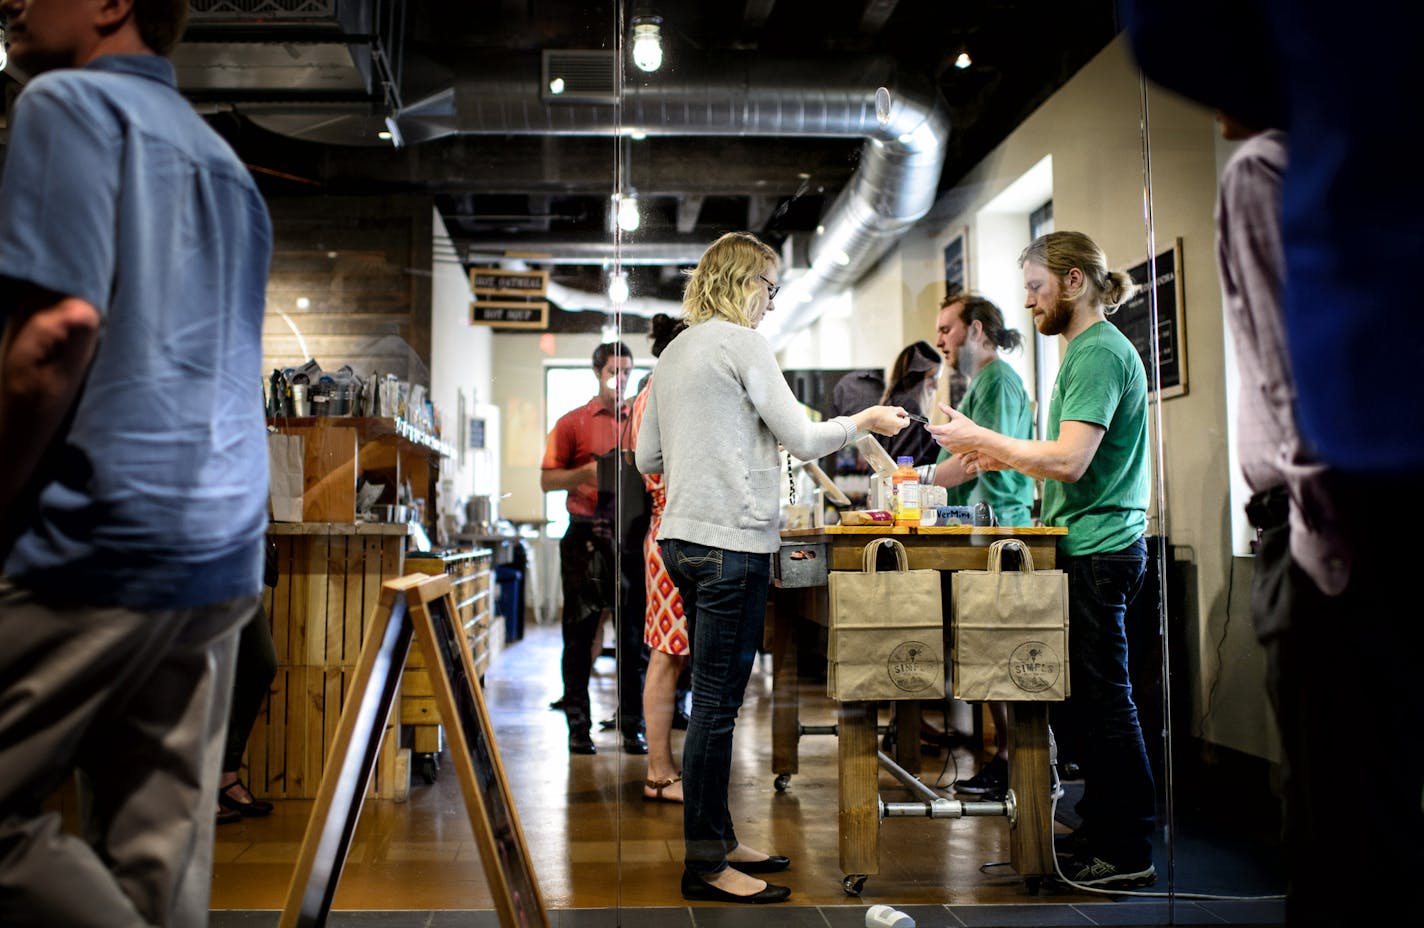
[{"xmin": 495, "ymin": 564, "xmax": 523, "ymax": 643}]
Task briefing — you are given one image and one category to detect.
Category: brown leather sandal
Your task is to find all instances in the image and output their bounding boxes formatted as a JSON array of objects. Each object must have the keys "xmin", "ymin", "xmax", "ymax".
[{"xmin": 642, "ymin": 776, "xmax": 683, "ymax": 804}]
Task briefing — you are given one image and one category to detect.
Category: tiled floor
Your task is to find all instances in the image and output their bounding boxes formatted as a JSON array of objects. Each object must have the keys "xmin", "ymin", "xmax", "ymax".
[{"xmin": 209, "ymin": 621, "xmax": 1285, "ymax": 927}]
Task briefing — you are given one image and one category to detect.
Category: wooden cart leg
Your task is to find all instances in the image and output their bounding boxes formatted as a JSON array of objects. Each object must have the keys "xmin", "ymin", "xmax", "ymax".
[
  {"xmin": 1008, "ymin": 703, "xmax": 1054, "ymax": 879},
  {"xmin": 894, "ymin": 701, "xmax": 922, "ymax": 775},
  {"xmin": 838, "ymin": 700, "xmax": 880, "ymax": 879},
  {"xmin": 769, "ymin": 591, "xmax": 800, "ymax": 789}
]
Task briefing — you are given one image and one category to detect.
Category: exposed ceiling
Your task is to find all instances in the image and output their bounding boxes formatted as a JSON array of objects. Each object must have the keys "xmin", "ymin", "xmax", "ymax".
[{"xmin": 3, "ymin": 1, "xmax": 1120, "ymax": 328}]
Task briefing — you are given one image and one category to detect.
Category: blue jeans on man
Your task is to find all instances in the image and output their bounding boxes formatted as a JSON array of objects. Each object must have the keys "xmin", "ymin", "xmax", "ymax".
[
  {"xmin": 660, "ymin": 539, "xmax": 771, "ymax": 875},
  {"xmin": 1054, "ymin": 536, "xmax": 1156, "ymax": 869}
]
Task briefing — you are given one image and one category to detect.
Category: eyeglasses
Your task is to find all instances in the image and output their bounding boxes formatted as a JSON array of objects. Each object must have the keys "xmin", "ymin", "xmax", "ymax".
[{"xmin": 759, "ymin": 275, "xmax": 780, "ymax": 300}]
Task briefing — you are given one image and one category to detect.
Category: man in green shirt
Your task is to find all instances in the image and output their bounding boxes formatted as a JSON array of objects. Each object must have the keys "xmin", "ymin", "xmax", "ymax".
[
  {"xmin": 931, "ymin": 294, "xmax": 1035, "ymax": 527},
  {"xmin": 926, "ymin": 294, "xmax": 1035, "ymax": 800},
  {"xmin": 930, "ymin": 230, "xmax": 1155, "ymax": 890}
]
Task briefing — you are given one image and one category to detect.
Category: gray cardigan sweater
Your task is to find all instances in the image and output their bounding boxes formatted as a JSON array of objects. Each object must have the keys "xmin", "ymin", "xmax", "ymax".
[{"xmin": 634, "ymin": 319, "xmax": 860, "ymax": 554}]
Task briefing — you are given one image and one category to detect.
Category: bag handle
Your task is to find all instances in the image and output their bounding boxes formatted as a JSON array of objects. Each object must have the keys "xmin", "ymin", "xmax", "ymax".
[
  {"xmin": 860, "ymin": 538, "xmax": 910, "ymax": 573},
  {"xmin": 987, "ymin": 538, "xmax": 1034, "ymax": 573}
]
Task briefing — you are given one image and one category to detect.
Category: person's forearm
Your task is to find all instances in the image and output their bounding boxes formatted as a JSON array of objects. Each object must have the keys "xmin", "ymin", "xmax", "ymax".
[
  {"xmin": 932, "ymin": 453, "xmax": 973, "ymax": 488},
  {"xmin": 0, "ymin": 300, "xmax": 102, "ymax": 514},
  {"xmin": 970, "ymin": 430, "xmax": 1086, "ymax": 483},
  {"xmin": 540, "ymin": 465, "xmax": 594, "ymax": 494}
]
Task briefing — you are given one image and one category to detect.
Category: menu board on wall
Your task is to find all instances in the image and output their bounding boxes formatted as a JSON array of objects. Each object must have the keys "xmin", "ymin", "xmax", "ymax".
[
  {"xmin": 1108, "ymin": 238, "xmax": 1187, "ymax": 399},
  {"xmin": 469, "ymin": 267, "xmax": 550, "ymax": 329}
]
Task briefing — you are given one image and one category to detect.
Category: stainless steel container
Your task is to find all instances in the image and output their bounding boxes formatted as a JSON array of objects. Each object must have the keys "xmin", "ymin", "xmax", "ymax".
[{"xmin": 465, "ymin": 494, "xmax": 498, "ymax": 527}]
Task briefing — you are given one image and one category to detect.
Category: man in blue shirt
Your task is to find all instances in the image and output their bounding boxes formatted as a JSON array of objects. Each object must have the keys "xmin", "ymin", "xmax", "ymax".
[{"xmin": 0, "ymin": 2, "xmax": 273, "ymax": 924}]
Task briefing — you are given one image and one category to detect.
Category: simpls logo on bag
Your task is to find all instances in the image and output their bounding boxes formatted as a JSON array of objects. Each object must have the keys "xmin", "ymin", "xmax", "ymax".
[
  {"xmin": 1008, "ymin": 641, "xmax": 1062, "ymax": 694},
  {"xmin": 887, "ymin": 641, "xmax": 940, "ymax": 694}
]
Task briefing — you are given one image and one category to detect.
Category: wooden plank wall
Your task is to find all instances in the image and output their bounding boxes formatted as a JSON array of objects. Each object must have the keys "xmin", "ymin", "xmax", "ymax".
[
  {"xmin": 253, "ymin": 533, "xmax": 406, "ymax": 799},
  {"xmin": 261, "ymin": 195, "xmax": 434, "ymax": 383}
]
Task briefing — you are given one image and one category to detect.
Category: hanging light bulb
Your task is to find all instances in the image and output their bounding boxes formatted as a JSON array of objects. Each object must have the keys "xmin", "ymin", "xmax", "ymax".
[
  {"xmin": 617, "ymin": 194, "xmax": 641, "ymax": 232},
  {"xmin": 955, "ymin": 51, "xmax": 972, "ymax": 69},
  {"xmin": 608, "ymin": 271, "xmax": 630, "ymax": 304},
  {"xmin": 631, "ymin": 17, "xmax": 663, "ymax": 73}
]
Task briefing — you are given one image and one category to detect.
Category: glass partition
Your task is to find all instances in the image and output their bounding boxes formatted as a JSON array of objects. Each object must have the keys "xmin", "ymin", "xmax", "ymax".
[{"xmin": 208, "ymin": 0, "xmax": 1286, "ymax": 924}]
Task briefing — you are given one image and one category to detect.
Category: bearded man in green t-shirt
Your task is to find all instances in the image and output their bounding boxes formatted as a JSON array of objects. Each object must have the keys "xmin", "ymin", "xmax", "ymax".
[{"xmin": 930, "ymin": 230, "xmax": 1155, "ymax": 891}]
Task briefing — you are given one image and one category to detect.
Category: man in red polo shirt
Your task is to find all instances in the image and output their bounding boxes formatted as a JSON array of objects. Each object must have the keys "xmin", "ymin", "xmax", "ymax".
[{"xmin": 541, "ymin": 342, "xmax": 641, "ymax": 755}]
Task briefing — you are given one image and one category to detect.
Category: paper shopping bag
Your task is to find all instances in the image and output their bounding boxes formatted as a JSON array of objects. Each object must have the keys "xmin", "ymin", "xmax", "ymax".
[
  {"xmin": 951, "ymin": 538, "xmax": 1069, "ymax": 701},
  {"xmin": 267, "ymin": 432, "xmax": 305, "ymax": 523},
  {"xmin": 826, "ymin": 538, "xmax": 945, "ymax": 701}
]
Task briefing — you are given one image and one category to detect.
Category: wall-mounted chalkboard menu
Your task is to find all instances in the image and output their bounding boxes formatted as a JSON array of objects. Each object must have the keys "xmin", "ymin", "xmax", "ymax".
[{"xmin": 1108, "ymin": 238, "xmax": 1187, "ymax": 399}]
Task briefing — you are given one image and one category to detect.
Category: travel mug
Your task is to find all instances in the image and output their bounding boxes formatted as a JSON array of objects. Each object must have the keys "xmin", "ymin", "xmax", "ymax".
[
  {"xmin": 291, "ymin": 383, "xmax": 310, "ymax": 416},
  {"xmin": 865, "ymin": 904, "xmax": 915, "ymax": 928}
]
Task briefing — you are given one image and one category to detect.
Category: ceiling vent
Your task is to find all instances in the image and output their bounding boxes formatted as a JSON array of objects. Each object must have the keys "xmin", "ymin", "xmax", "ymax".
[
  {"xmin": 541, "ymin": 50, "xmax": 619, "ymax": 104},
  {"xmin": 189, "ymin": 0, "xmax": 338, "ymax": 20}
]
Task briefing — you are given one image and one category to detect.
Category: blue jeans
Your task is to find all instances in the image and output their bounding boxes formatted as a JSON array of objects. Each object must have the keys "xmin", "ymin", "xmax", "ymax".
[
  {"xmin": 1054, "ymin": 536, "xmax": 1156, "ymax": 867},
  {"xmin": 660, "ymin": 539, "xmax": 771, "ymax": 875}
]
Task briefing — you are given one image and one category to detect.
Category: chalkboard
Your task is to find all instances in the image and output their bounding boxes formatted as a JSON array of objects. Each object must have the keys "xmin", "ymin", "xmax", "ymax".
[
  {"xmin": 943, "ymin": 227, "xmax": 968, "ymax": 297},
  {"xmin": 279, "ymin": 574, "xmax": 549, "ymax": 928},
  {"xmin": 1107, "ymin": 238, "xmax": 1187, "ymax": 399}
]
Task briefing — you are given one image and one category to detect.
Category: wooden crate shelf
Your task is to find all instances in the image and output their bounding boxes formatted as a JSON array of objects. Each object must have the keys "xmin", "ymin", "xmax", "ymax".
[{"xmin": 251, "ymin": 524, "xmax": 410, "ymax": 799}]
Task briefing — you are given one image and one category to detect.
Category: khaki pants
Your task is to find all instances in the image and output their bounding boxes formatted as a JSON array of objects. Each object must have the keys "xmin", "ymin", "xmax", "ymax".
[{"xmin": 0, "ymin": 578, "xmax": 255, "ymax": 927}]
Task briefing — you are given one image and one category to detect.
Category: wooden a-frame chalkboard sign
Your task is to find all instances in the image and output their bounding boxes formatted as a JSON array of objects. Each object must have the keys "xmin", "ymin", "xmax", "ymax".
[{"xmin": 278, "ymin": 573, "xmax": 549, "ymax": 928}]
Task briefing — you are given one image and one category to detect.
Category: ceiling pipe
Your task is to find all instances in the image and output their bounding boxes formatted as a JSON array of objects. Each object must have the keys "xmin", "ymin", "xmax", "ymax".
[{"xmin": 241, "ymin": 53, "xmax": 950, "ymax": 351}]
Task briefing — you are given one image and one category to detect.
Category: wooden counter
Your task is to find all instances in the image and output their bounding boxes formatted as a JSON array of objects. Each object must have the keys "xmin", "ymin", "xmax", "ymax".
[{"xmin": 770, "ymin": 524, "xmax": 1067, "ymax": 893}]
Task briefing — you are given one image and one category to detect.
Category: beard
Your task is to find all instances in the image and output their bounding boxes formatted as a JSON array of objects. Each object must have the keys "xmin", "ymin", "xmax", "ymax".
[
  {"xmin": 955, "ymin": 339, "xmax": 977, "ymax": 378},
  {"xmin": 1035, "ymin": 293, "xmax": 1076, "ymax": 337}
]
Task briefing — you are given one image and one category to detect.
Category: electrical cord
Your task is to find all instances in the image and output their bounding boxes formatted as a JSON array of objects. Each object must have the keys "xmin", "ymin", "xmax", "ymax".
[
  {"xmin": 1043, "ymin": 789, "xmax": 1284, "ymax": 902},
  {"xmin": 1194, "ymin": 555, "xmax": 1236, "ymax": 738}
]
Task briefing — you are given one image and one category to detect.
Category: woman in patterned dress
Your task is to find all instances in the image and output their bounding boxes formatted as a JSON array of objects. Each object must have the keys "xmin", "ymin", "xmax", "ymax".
[{"xmin": 629, "ymin": 314, "xmax": 689, "ymax": 802}]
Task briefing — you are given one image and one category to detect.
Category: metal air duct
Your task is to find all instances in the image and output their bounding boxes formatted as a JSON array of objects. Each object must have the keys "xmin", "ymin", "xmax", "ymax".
[{"xmin": 238, "ymin": 53, "xmax": 950, "ymax": 349}]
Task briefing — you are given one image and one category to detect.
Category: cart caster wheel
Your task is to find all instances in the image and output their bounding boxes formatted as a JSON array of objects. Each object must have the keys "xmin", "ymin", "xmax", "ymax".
[
  {"xmin": 1025, "ymin": 875, "xmax": 1042, "ymax": 896},
  {"xmin": 774, "ymin": 774, "xmax": 791, "ymax": 792},
  {"xmin": 842, "ymin": 874, "xmax": 868, "ymax": 896},
  {"xmin": 419, "ymin": 754, "xmax": 439, "ymax": 784}
]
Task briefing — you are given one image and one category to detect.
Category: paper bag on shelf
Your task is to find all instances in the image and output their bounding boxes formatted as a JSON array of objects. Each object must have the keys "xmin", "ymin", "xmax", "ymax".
[{"xmin": 267, "ymin": 432, "xmax": 305, "ymax": 523}]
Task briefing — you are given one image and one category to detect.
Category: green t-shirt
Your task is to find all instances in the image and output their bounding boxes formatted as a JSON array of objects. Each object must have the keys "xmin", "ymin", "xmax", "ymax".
[
  {"xmin": 1041, "ymin": 321, "xmax": 1150, "ymax": 556},
  {"xmin": 937, "ymin": 358, "xmax": 1035, "ymax": 526}
]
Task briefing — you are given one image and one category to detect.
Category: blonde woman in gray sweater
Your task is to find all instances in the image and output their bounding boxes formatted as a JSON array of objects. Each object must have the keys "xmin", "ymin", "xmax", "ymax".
[{"xmin": 636, "ymin": 231, "xmax": 909, "ymax": 903}]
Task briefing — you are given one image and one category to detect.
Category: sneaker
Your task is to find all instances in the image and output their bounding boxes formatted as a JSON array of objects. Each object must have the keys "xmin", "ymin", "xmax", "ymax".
[
  {"xmin": 1054, "ymin": 851, "xmax": 1157, "ymax": 890},
  {"xmin": 954, "ymin": 755, "xmax": 1007, "ymax": 795}
]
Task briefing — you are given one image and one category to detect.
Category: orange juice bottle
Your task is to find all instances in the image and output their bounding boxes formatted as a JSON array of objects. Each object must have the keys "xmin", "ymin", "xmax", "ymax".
[{"xmin": 891, "ymin": 456, "xmax": 921, "ymax": 526}]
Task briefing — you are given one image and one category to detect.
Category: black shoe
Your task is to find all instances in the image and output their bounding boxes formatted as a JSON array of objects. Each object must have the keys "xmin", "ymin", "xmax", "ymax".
[
  {"xmin": 954, "ymin": 754, "xmax": 1007, "ymax": 795},
  {"xmin": 549, "ymin": 697, "xmax": 566, "ymax": 711},
  {"xmin": 218, "ymin": 779, "xmax": 274, "ymax": 817},
  {"xmin": 729, "ymin": 855, "xmax": 790, "ymax": 874},
  {"xmin": 569, "ymin": 731, "xmax": 596, "ymax": 755},
  {"xmin": 599, "ymin": 717, "xmax": 617, "ymax": 731},
  {"xmin": 679, "ymin": 869, "xmax": 790, "ymax": 904},
  {"xmin": 1052, "ymin": 850, "xmax": 1156, "ymax": 890},
  {"xmin": 622, "ymin": 731, "xmax": 649, "ymax": 755}
]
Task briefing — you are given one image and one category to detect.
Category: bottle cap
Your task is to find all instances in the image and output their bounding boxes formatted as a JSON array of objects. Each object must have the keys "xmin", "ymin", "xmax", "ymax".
[{"xmin": 896, "ymin": 456, "xmax": 913, "ymax": 465}]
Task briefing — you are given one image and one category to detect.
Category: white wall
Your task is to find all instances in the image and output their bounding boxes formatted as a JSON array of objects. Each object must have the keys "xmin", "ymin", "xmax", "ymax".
[{"xmin": 428, "ymin": 209, "xmax": 494, "ymax": 532}]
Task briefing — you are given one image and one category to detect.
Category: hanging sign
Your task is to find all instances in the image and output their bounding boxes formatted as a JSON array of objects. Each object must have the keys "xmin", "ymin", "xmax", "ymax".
[
  {"xmin": 470, "ymin": 268, "xmax": 548, "ymax": 297},
  {"xmin": 470, "ymin": 300, "xmax": 549, "ymax": 329}
]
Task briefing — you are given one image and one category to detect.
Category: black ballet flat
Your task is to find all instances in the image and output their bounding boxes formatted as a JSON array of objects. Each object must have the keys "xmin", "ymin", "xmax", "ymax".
[
  {"xmin": 680, "ymin": 869, "xmax": 790, "ymax": 904},
  {"xmin": 218, "ymin": 779, "xmax": 274, "ymax": 818},
  {"xmin": 728, "ymin": 855, "xmax": 791, "ymax": 874}
]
